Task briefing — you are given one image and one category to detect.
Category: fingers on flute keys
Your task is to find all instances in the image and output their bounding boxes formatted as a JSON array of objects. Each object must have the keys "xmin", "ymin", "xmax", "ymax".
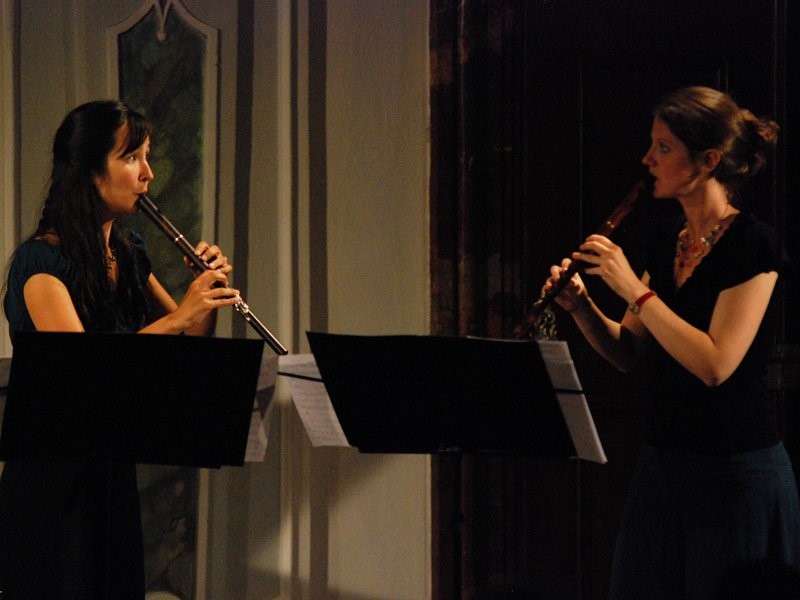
[
  {"xmin": 195, "ymin": 270, "xmax": 239, "ymax": 301},
  {"xmin": 195, "ymin": 243, "xmax": 221, "ymax": 267},
  {"xmin": 543, "ymin": 259, "xmax": 571, "ymax": 295},
  {"xmin": 187, "ymin": 242, "xmax": 232, "ymax": 274}
]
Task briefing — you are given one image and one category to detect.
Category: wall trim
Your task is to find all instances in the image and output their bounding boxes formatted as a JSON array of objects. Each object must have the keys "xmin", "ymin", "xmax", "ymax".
[{"xmin": 0, "ymin": 0, "xmax": 18, "ymax": 359}]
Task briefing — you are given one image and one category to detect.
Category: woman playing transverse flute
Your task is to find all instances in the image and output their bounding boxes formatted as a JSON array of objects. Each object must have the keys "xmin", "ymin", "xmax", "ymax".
[
  {"xmin": 543, "ymin": 87, "xmax": 800, "ymax": 599},
  {"xmin": 1, "ymin": 100, "xmax": 239, "ymax": 597}
]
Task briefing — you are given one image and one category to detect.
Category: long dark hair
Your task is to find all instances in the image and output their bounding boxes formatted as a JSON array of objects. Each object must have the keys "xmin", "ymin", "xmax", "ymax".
[
  {"xmin": 31, "ymin": 100, "xmax": 152, "ymax": 331},
  {"xmin": 653, "ymin": 86, "xmax": 779, "ymax": 199}
]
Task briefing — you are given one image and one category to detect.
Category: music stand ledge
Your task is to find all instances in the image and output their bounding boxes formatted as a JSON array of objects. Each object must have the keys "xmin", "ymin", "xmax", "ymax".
[
  {"xmin": 0, "ymin": 331, "xmax": 264, "ymax": 468},
  {"xmin": 305, "ymin": 332, "xmax": 606, "ymax": 462}
]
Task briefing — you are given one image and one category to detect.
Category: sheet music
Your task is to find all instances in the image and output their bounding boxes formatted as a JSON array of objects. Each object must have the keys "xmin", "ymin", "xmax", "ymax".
[
  {"xmin": 537, "ymin": 340, "xmax": 608, "ymax": 464},
  {"xmin": 278, "ymin": 354, "xmax": 350, "ymax": 447},
  {"xmin": 245, "ymin": 404, "xmax": 270, "ymax": 462},
  {"xmin": 245, "ymin": 353, "xmax": 279, "ymax": 462},
  {"xmin": 276, "ymin": 341, "xmax": 606, "ymax": 461}
]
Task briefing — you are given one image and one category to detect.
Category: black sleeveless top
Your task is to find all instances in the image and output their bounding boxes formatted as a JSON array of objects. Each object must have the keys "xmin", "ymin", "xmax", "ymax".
[
  {"xmin": 3, "ymin": 231, "xmax": 151, "ymax": 338},
  {"xmin": 642, "ymin": 211, "xmax": 785, "ymax": 455}
]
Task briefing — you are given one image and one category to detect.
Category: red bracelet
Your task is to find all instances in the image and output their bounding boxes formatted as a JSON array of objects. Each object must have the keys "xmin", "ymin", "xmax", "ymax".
[{"xmin": 628, "ymin": 290, "xmax": 656, "ymax": 314}]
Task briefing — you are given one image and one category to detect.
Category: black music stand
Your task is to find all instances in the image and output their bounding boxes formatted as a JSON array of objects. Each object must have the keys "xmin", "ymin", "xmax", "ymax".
[
  {"xmin": 306, "ymin": 332, "xmax": 589, "ymax": 458},
  {"xmin": 0, "ymin": 331, "xmax": 264, "ymax": 468}
]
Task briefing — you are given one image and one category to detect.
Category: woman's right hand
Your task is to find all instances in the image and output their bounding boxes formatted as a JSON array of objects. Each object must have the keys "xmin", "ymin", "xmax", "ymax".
[
  {"xmin": 142, "ymin": 269, "xmax": 240, "ymax": 336},
  {"xmin": 542, "ymin": 258, "xmax": 587, "ymax": 313},
  {"xmin": 171, "ymin": 269, "xmax": 240, "ymax": 330}
]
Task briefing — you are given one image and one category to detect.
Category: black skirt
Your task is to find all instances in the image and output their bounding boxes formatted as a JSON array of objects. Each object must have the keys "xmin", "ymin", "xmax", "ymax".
[
  {"xmin": 0, "ymin": 459, "xmax": 144, "ymax": 599},
  {"xmin": 609, "ymin": 442, "xmax": 800, "ymax": 600}
]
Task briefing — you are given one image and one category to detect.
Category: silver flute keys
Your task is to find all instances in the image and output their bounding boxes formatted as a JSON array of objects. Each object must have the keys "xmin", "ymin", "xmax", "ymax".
[{"xmin": 137, "ymin": 194, "xmax": 288, "ymax": 355}]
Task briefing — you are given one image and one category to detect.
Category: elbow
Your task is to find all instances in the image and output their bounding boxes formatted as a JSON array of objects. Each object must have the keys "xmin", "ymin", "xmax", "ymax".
[
  {"xmin": 616, "ymin": 361, "xmax": 634, "ymax": 375},
  {"xmin": 612, "ymin": 353, "xmax": 639, "ymax": 375},
  {"xmin": 699, "ymin": 366, "xmax": 733, "ymax": 388}
]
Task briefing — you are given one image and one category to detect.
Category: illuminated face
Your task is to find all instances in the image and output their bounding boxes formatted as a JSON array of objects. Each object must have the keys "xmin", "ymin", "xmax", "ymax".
[
  {"xmin": 641, "ymin": 117, "xmax": 704, "ymax": 199},
  {"xmin": 93, "ymin": 124, "xmax": 153, "ymax": 216}
]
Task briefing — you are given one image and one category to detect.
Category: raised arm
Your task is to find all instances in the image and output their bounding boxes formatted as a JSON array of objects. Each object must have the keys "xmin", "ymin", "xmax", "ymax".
[
  {"xmin": 544, "ymin": 259, "xmax": 647, "ymax": 372},
  {"xmin": 141, "ymin": 240, "xmax": 239, "ymax": 336},
  {"xmin": 141, "ymin": 269, "xmax": 238, "ymax": 336},
  {"xmin": 22, "ymin": 268, "xmax": 239, "ymax": 337},
  {"xmin": 576, "ymin": 233, "xmax": 777, "ymax": 387},
  {"xmin": 628, "ymin": 272, "xmax": 776, "ymax": 386}
]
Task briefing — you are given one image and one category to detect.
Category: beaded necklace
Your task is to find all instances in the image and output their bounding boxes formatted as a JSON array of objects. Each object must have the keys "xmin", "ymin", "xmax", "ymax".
[
  {"xmin": 675, "ymin": 205, "xmax": 733, "ymax": 269},
  {"xmin": 105, "ymin": 244, "xmax": 118, "ymax": 271}
]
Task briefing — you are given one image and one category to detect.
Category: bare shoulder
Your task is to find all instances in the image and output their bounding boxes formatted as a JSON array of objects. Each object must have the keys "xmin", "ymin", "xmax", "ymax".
[{"xmin": 34, "ymin": 230, "xmax": 60, "ymax": 245}]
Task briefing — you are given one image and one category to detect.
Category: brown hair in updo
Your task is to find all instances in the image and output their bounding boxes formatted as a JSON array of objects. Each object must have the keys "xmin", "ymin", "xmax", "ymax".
[{"xmin": 653, "ymin": 86, "xmax": 779, "ymax": 197}]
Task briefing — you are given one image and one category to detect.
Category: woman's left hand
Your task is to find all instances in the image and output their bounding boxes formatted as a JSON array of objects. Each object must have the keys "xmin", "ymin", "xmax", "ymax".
[
  {"xmin": 186, "ymin": 241, "xmax": 233, "ymax": 277},
  {"xmin": 572, "ymin": 234, "xmax": 646, "ymax": 304}
]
